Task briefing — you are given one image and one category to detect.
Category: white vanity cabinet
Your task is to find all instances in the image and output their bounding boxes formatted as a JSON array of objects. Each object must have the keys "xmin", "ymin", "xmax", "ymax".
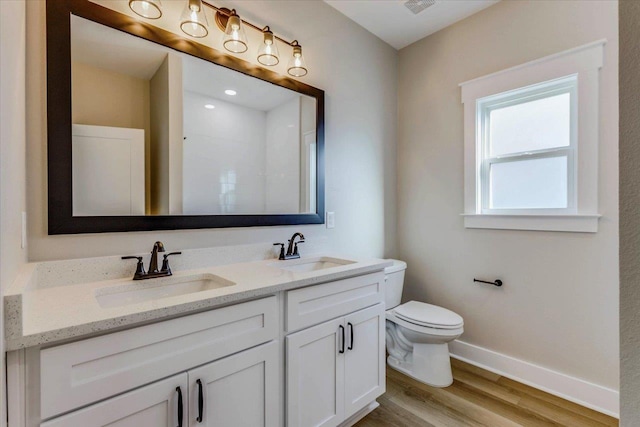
[
  {"xmin": 41, "ymin": 341, "xmax": 279, "ymax": 427},
  {"xmin": 9, "ymin": 267, "xmax": 389, "ymax": 427},
  {"xmin": 285, "ymin": 273, "xmax": 386, "ymax": 427},
  {"xmin": 33, "ymin": 296, "xmax": 279, "ymax": 426}
]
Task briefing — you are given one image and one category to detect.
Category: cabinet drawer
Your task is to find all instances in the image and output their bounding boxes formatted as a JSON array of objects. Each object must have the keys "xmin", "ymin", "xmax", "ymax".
[
  {"xmin": 40, "ymin": 296, "xmax": 278, "ymax": 420},
  {"xmin": 285, "ymin": 273, "xmax": 384, "ymax": 333}
]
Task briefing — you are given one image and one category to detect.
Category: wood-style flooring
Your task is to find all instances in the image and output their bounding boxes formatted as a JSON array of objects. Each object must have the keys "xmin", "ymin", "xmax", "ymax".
[{"xmin": 356, "ymin": 359, "xmax": 618, "ymax": 427}]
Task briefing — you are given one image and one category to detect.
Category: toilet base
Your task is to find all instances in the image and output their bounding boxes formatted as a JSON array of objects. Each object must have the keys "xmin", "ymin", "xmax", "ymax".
[{"xmin": 387, "ymin": 342, "xmax": 454, "ymax": 388}]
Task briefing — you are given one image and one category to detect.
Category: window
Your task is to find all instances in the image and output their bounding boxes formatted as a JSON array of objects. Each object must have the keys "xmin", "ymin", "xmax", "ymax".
[
  {"xmin": 478, "ymin": 76, "xmax": 577, "ymax": 214},
  {"xmin": 461, "ymin": 40, "xmax": 605, "ymax": 232}
]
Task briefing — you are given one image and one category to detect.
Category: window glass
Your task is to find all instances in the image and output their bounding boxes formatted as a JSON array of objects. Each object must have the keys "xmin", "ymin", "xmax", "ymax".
[
  {"xmin": 489, "ymin": 156, "xmax": 568, "ymax": 209},
  {"xmin": 489, "ymin": 92, "xmax": 571, "ymax": 157}
]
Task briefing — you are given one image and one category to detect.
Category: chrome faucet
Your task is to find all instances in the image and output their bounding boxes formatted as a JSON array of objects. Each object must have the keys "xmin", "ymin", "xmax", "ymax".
[{"xmin": 122, "ymin": 241, "xmax": 182, "ymax": 280}]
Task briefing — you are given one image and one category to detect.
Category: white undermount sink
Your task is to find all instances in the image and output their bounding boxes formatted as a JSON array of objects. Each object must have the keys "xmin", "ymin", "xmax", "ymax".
[
  {"xmin": 95, "ymin": 273, "xmax": 235, "ymax": 308},
  {"xmin": 276, "ymin": 257, "xmax": 356, "ymax": 273}
]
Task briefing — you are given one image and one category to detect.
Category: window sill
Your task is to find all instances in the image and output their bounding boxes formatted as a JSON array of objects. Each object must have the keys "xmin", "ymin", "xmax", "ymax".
[{"xmin": 461, "ymin": 214, "xmax": 601, "ymax": 233}]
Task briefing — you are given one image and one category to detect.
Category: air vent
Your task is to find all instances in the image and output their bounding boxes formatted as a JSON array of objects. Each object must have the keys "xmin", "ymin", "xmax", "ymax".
[{"xmin": 404, "ymin": 0, "xmax": 436, "ymax": 15}]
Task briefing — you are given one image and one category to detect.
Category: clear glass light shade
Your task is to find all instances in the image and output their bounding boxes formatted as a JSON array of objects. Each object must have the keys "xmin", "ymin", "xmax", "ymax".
[
  {"xmin": 223, "ymin": 13, "xmax": 248, "ymax": 53},
  {"xmin": 129, "ymin": 0, "xmax": 162, "ymax": 19},
  {"xmin": 180, "ymin": 0, "xmax": 209, "ymax": 38},
  {"xmin": 257, "ymin": 29, "xmax": 280, "ymax": 66},
  {"xmin": 287, "ymin": 44, "xmax": 308, "ymax": 77}
]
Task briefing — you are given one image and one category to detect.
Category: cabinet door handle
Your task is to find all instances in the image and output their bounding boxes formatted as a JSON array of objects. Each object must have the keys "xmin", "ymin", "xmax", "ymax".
[
  {"xmin": 175, "ymin": 387, "xmax": 183, "ymax": 427},
  {"xmin": 196, "ymin": 379, "xmax": 204, "ymax": 423},
  {"xmin": 339, "ymin": 325, "xmax": 345, "ymax": 354},
  {"xmin": 348, "ymin": 322, "xmax": 354, "ymax": 350}
]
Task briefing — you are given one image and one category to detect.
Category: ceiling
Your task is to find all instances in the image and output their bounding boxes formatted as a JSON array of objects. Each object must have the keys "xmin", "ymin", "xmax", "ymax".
[
  {"xmin": 182, "ymin": 55, "xmax": 301, "ymax": 112},
  {"xmin": 71, "ymin": 15, "xmax": 168, "ymax": 80},
  {"xmin": 324, "ymin": 0, "xmax": 499, "ymax": 50}
]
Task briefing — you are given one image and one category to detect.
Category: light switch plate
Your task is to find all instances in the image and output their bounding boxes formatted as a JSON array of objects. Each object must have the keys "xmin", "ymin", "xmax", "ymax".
[{"xmin": 326, "ymin": 212, "xmax": 335, "ymax": 229}]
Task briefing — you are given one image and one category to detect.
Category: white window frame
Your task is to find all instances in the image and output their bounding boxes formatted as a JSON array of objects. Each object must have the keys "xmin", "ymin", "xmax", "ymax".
[{"xmin": 460, "ymin": 40, "xmax": 605, "ymax": 233}]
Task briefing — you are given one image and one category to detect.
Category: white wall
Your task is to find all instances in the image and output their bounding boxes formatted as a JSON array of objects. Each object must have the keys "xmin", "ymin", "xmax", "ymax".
[
  {"xmin": 619, "ymin": 1, "xmax": 640, "ymax": 424},
  {"xmin": 397, "ymin": 0, "xmax": 618, "ymax": 402},
  {"xmin": 0, "ymin": 1, "xmax": 28, "ymax": 425},
  {"xmin": 25, "ymin": 0, "xmax": 397, "ymax": 260}
]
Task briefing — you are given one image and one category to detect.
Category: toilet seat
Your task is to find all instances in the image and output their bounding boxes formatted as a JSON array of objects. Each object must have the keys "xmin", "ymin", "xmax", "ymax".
[{"xmin": 393, "ymin": 301, "xmax": 463, "ymax": 330}]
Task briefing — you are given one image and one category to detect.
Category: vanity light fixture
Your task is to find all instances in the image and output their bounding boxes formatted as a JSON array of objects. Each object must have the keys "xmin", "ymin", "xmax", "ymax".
[
  {"xmin": 287, "ymin": 41, "xmax": 308, "ymax": 77},
  {"xmin": 128, "ymin": 0, "xmax": 162, "ymax": 19},
  {"xmin": 180, "ymin": 0, "xmax": 209, "ymax": 38},
  {"xmin": 222, "ymin": 9, "xmax": 248, "ymax": 53},
  {"xmin": 128, "ymin": 0, "xmax": 310, "ymax": 77},
  {"xmin": 257, "ymin": 26, "xmax": 280, "ymax": 66},
  {"xmin": 224, "ymin": 89, "xmax": 237, "ymax": 96}
]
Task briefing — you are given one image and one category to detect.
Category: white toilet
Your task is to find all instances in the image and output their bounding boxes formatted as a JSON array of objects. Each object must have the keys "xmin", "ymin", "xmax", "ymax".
[{"xmin": 384, "ymin": 260, "xmax": 464, "ymax": 387}]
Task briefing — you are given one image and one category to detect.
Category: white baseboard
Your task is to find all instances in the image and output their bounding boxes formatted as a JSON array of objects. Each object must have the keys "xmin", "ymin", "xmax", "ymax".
[{"xmin": 449, "ymin": 340, "xmax": 619, "ymax": 418}]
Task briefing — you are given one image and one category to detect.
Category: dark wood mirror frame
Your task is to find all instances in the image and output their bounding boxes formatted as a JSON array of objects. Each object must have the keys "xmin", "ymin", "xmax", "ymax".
[{"xmin": 46, "ymin": 0, "xmax": 325, "ymax": 234}]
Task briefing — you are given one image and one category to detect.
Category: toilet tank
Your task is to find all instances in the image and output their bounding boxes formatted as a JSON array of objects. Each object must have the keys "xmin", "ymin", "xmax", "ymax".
[{"xmin": 384, "ymin": 259, "xmax": 407, "ymax": 309}]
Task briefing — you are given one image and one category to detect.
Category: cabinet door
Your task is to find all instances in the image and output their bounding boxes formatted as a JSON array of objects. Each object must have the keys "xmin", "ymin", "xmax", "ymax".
[
  {"xmin": 188, "ymin": 341, "xmax": 279, "ymax": 427},
  {"xmin": 344, "ymin": 304, "xmax": 386, "ymax": 419},
  {"xmin": 287, "ymin": 317, "xmax": 345, "ymax": 427},
  {"xmin": 41, "ymin": 373, "xmax": 187, "ymax": 427}
]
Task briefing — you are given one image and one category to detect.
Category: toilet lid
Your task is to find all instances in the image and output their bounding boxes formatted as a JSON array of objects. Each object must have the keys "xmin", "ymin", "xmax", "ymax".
[{"xmin": 393, "ymin": 301, "xmax": 463, "ymax": 329}]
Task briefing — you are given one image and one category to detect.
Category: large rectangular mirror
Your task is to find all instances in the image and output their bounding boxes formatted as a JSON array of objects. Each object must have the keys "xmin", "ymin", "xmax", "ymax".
[{"xmin": 47, "ymin": 0, "xmax": 324, "ymax": 234}]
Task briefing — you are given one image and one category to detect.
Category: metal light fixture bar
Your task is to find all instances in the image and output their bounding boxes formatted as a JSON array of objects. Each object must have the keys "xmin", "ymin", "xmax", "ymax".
[
  {"xmin": 203, "ymin": 2, "xmax": 307, "ymax": 76},
  {"xmin": 205, "ymin": 4, "xmax": 295, "ymax": 47},
  {"xmin": 129, "ymin": 0, "xmax": 308, "ymax": 76}
]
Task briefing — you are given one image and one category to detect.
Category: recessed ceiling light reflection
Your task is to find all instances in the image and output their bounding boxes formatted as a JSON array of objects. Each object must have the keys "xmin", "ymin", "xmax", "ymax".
[
  {"xmin": 225, "ymin": 89, "xmax": 237, "ymax": 96},
  {"xmin": 204, "ymin": 104, "xmax": 215, "ymax": 109}
]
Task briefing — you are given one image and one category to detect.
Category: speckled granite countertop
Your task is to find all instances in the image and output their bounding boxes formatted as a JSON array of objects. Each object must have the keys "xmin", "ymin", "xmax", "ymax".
[{"xmin": 5, "ymin": 252, "xmax": 391, "ymax": 350}]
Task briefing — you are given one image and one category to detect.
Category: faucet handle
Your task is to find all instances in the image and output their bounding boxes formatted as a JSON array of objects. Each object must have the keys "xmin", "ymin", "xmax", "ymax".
[
  {"xmin": 163, "ymin": 251, "xmax": 182, "ymax": 258},
  {"xmin": 122, "ymin": 256, "xmax": 146, "ymax": 277},
  {"xmin": 273, "ymin": 243, "xmax": 285, "ymax": 260},
  {"xmin": 161, "ymin": 252, "xmax": 182, "ymax": 273},
  {"xmin": 293, "ymin": 241, "xmax": 304, "ymax": 256}
]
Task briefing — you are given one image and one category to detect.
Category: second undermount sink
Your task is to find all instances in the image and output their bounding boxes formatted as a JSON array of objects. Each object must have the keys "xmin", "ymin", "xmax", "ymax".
[
  {"xmin": 276, "ymin": 257, "xmax": 356, "ymax": 273},
  {"xmin": 95, "ymin": 273, "xmax": 235, "ymax": 308}
]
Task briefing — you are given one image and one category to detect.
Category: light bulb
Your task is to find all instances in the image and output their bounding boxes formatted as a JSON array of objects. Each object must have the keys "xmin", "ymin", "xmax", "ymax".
[
  {"xmin": 180, "ymin": 0, "xmax": 208, "ymax": 38},
  {"xmin": 222, "ymin": 10, "xmax": 248, "ymax": 53},
  {"xmin": 287, "ymin": 42, "xmax": 308, "ymax": 77},
  {"xmin": 257, "ymin": 26, "xmax": 280, "ymax": 66}
]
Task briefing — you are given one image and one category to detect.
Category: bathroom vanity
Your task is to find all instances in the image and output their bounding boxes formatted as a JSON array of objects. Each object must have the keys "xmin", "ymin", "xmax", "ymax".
[{"xmin": 5, "ymin": 252, "xmax": 390, "ymax": 427}]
